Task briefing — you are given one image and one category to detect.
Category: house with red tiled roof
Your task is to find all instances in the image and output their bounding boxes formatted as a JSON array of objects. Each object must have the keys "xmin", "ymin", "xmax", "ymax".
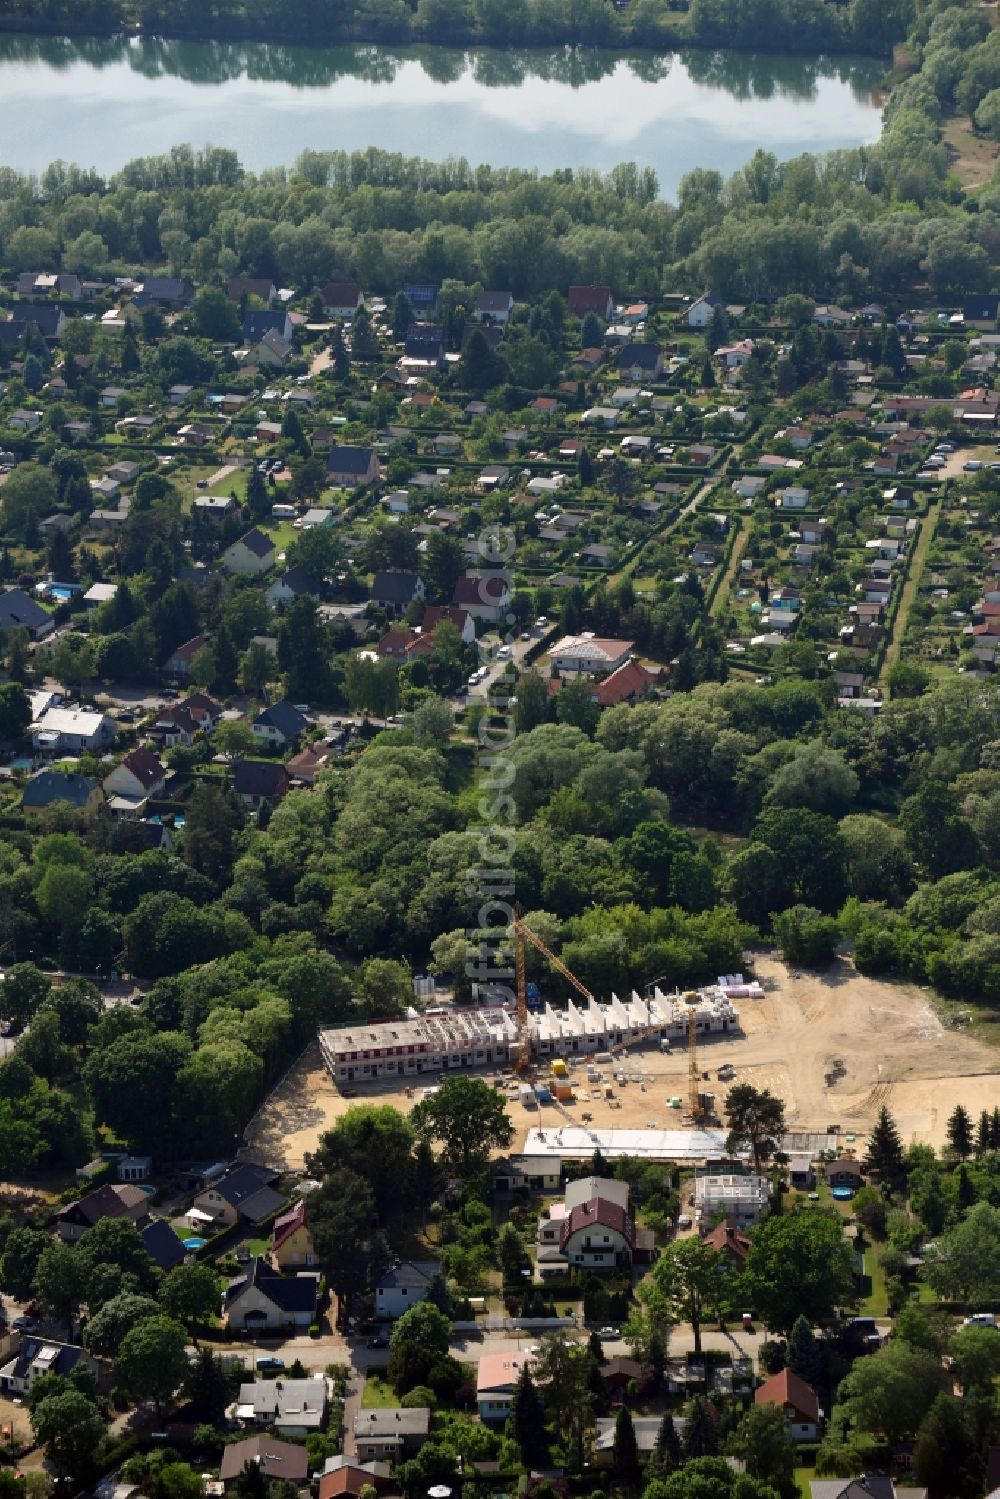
[
  {"xmin": 453, "ymin": 572, "xmax": 511, "ymax": 624},
  {"xmin": 755, "ymin": 1367, "xmax": 822, "ymax": 1442},
  {"xmin": 103, "ymin": 747, "xmax": 167, "ymax": 802},
  {"xmin": 376, "ymin": 627, "xmax": 418, "ymax": 660},
  {"xmin": 420, "ymin": 604, "xmax": 475, "ymax": 643},
  {"xmin": 163, "ymin": 632, "xmax": 208, "ymax": 679},
  {"xmin": 592, "ymin": 658, "xmax": 657, "ymax": 708},
  {"xmin": 568, "ymin": 284, "xmax": 613, "ymax": 320},
  {"xmin": 702, "ymin": 1220, "xmax": 751, "ymax": 1267},
  {"xmin": 269, "ymin": 1198, "xmax": 316, "ymax": 1271}
]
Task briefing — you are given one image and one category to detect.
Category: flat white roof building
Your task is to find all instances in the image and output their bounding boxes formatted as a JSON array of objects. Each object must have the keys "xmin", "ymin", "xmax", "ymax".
[
  {"xmin": 694, "ymin": 1172, "xmax": 770, "ymax": 1228},
  {"xmin": 523, "ymin": 1126, "xmax": 734, "ymax": 1163}
]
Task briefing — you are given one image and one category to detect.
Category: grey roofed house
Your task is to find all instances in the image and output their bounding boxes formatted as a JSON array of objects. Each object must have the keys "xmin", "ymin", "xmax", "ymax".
[
  {"xmin": 140, "ymin": 1218, "xmax": 187, "ymax": 1272},
  {"xmin": 234, "ymin": 760, "xmax": 291, "ymax": 805},
  {"xmin": 19, "ymin": 303, "xmax": 64, "ymax": 338},
  {"xmin": 0, "ymin": 587, "xmax": 54, "ymax": 638},
  {"xmin": 244, "ymin": 309, "xmax": 290, "ymax": 342},
  {"xmin": 376, "ymin": 1259, "xmax": 440, "ymax": 1292},
  {"xmin": 0, "ymin": 1337, "xmax": 90, "ymax": 1395},
  {"xmin": 404, "ymin": 323, "xmax": 444, "ymax": 361},
  {"xmin": 354, "ymin": 1408, "xmax": 431, "ymax": 1441},
  {"xmin": 237, "ymin": 1376, "xmax": 328, "ymax": 1430},
  {"xmin": 616, "ymin": 342, "xmax": 661, "ymax": 371},
  {"xmin": 253, "ymin": 699, "xmax": 311, "ymax": 742},
  {"xmin": 236, "ymin": 527, "xmax": 276, "ymax": 560},
  {"xmin": 224, "ymin": 1257, "xmax": 319, "ymax": 1317},
  {"xmin": 22, "ymin": 771, "xmax": 99, "ymax": 810},
  {"xmin": 595, "ymin": 1417, "xmax": 677, "ymax": 1453},
  {"xmin": 372, "ymin": 570, "xmax": 422, "ymax": 607},
  {"xmin": 272, "ymin": 564, "xmax": 320, "ymax": 597},
  {"xmin": 134, "ymin": 276, "xmax": 193, "ymax": 306},
  {"xmin": 219, "ymin": 1435, "xmax": 309, "ymax": 1486},
  {"xmin": 207, "ymin": 1163, "xmax": 283, "ymax": 1219},
  {"xmin": 810, "ymin": 1481, "xmax": 926, "ymax": 1499},
  {"xmin": 326, "ymin": 444, "xmax": 377, "ymax": 478}
]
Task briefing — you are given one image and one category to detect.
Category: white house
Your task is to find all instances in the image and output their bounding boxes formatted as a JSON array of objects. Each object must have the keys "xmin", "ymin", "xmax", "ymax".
[
  {"xmin": 222, "ymin": 528, "xmax": 276, "ymax": 577},
  {"xmin": 103, "ymin": 747, "xmax": 167, "ymax": 803},
  {"xmin": 548, "ymin": 633, "xmax": 634, "ymax": 677},
  {"xmin": 374, "ymin": 1259, "xmax": 441, "ymax": 1320},
  {"xmin": 686, "ymin": 294, "xmax": 722, "ymax": 328},
  {"xmin": 31, "ymin": 706, "xmax": 115, "ymax": 754},
  {"xmin": 224, "ymin": 1257, "xmax": 319, "ymax": 1332},
  {"xmin": 694, "ymin": 1173, "xmax": 769, "ymax": 1230},
  {"xmin": 477, "ymin": 1352, "xmax": 535, "ymax": 1422},
  {"xmin": 755, "ymin": 1369, "xmax": 822, "ymax": 1443},
  {"xmin": 776, "ymin": 486, "xmax": 810, "ymax": 510}
]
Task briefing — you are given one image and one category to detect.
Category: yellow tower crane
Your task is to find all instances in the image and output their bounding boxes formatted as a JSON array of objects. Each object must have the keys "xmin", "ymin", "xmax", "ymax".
[{"xmin": 512, "ymin": 909, "xmax": 595, "ymax": 1077}]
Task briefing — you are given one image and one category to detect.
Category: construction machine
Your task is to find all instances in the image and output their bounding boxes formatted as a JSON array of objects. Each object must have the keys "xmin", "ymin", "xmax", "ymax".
[{"xmin": 511, "ymin": 909, "xmax": 594, "ymax": 1077}]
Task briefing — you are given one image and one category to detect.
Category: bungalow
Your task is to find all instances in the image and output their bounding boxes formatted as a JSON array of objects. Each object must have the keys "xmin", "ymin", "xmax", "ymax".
[
  {"xmin": 732, "ymin": 476, "xmax": 767, "ymax": 501},
  {"xmin": 193, "ymin": 1163, "xmax": 284, "ymax": 1229},
  {"xmin": 372, "ymin": 570, "xmax": 425, "ymax": 616},
  {"xmin": 581, "ymin": 542, "xmax": 616, "ymax": 567},
  {"xmin": 756, "ymin": 1368, "xmax": 822, "ymax": 1443},
  {"xmin": 789, "ymin": 1154, "xmax": 817, "ymax": 1188},
  {"xmin": 478, "ymin": 464, "xmax": 510, "ymax": 491},
  {"xmin": 16, "ymin": 271, "xmax": 82, "ymax": 299},
  {"xmin": 100, "ymin": 385, "xmax": 126, "ymax": 408},
  {"xmin": 702, "ymin": 1221, "xmax": 751, "ymax": 1269},
  {"xmin": 233, "ymin": 759, "xmax": 292, "ymax": 811},
  {"xmin": 235, "ymin": 1376, "xmax": 328, "ymax": 1438},
  {"xmin": 318, "ymin": 1462, "xmax": 395, "ymax": 1499},
  {"xmin": 375, "ymin": 1260, "xmax": 441, "ymax": 1320},
  {"xmin": 777, "ymin": 486, "xmax": 810, "ymax": 510},
  {"xmin": 492, "ymin": 1154, "xmax": 562, "ymax": 1193},
  {"xmin": 568, "ymin": 284, "xmax": 614, "ymax": 320},
  {"xmin": 592, "ymin": 657, "xmax": 657, "ymax": 708},
  {"xmin": 716, "ymin": 339, "xmax": 754, "ymax": 372},
  {"xmin": 270, "ymin": 1199, "xmax": 316, "ymax": 1271},
  {"xmin": 31, "ymin": 706, "xmax": 115, "ymax": 753},
  {"xmin": 549, "ymin": 634, "xmax": 634, "ymax": 677},
  {"xmin": 134, "ymin": 277, "xmax": 193, "ymax": 308},
  {"xmin": 477, "ymin": 1352, "xmax": 535, "ymax": 1422},
  {"xmin": 354, "ymin": 1408, "xmax": 430, "ymax": 1463},
  {"xmin": 220, "ymin": 1437, "xmax": 308, "ymax": 1490},
  {"xmin": 103, "ymin": 747, "xmax": 167, "ymax": 803},
  {"xmin": 322, "ymin": 280, "xmax": 364, "ymax": 318},
  {"xmin": 813, "ymin": 304, "xmax": 852, "ymax": 328},
  {"xmin": 55, "ymin": 1182, "xmax": 150, "ymax": 1242},
  {"xmin": 222, "ymin": 528, "xmax": 276, "ymax": 577},
  {"xmin": 475, "ymin": 291, "xmax": 514, "ymax": 324},
  {"xmin": 827, "ymin": 1158, "xmax": 865, "ymax": 1191},
  {"xmin": 0, "ymin": 587, "xmax": 55, "ymax": 640},
  {"xmin": 23, "ymin": 771, "xmax": 102, "ymax": 815},
  {"xmin": 453, "ymin": 572, "xmax": 511, "ymax": 624},
  {"xmin": 286, "ymin": 740, "xmax": 341, "ymax": 783},
  {"xmin": 327, "ymin": 445, "xmax": 380, "ymax": 488},
  {"xmin": 252, "ymin": 699, "xmax": 311, "ymax": 748},
  {"xmin": 581, "ymin": 406, "xmax": 620, "ymax": 429}
]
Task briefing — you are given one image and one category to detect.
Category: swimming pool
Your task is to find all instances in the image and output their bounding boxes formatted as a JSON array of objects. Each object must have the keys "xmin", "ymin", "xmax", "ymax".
[{"xmin": 49, "ymin": 586, "xmax": 75, "ymax": 601}]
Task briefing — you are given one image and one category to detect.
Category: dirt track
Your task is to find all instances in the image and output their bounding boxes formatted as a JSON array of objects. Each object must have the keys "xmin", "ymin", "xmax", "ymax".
[{"xmin": 242, "ymin": 955, "xmax": 1000, "ymax": 1168}]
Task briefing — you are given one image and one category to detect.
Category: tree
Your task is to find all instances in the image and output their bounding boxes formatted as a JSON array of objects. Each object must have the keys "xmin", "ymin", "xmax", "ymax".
[
  {"xmin": 0, "ymin": 682, "xmax": 30, "ymax": 741},
  {"xmin": 742, "ymin": 1212, "xmax": 855, "ymax": 1334},
  {"xmin": 183, "ymin": 782, "xmax": 244, "ymax": 884},
  {"xmin": 838, "ymin": 1339, "xmax": 946, "ymax": 1444},
  {"xmin": 159, "ymin": 1262, "xmax": 222, "ymax": 1328},
  {"xmin": 307, "ymin": 1104, "xmax": 420, "ymax": 1229},
  {"xmin": 946, "ymin": 1104, "xmax": 973, "ymax": 1160},
  {"xmin": 1, "ymin": 965, "xmax": 52, "ymax": 1032},
  {"xmin": 639, "ymin": 1238, "xmax": 724, "ymax": 1355},
  {"xmin": 116, "ymin": 1314, "xmax": 190, "ymax": 1414},
  {"xmin": 213, "ymin": 719, "xmax": 257, "ymax": 760},
  {"xmin": 410, "ymin": 1075, "xmax": 513, "ymax": 1177},
  {"xmin": 772, "ymin": 905, "xmax": 839, "ymax": 967},
  {"xmin": 682, "ymin": 1397, "xmax": 719, "ymax": 1459},
  {"xmin": 726, "ymin": 1403, "xmax": 796, "ymax": 1495},
  {"xmin": 0, "ymin": 1225, "xmax": 50, "ymax": 1299},
  {"xmin": 865, "ymin": 1105, "xmax": 904, "ymax": 1184},
  {"xmin": 785, "ymin": 1314, "xmax": 822, "ymax": 1390},
  {"xmin": 34, "ymin": 1241, "xmax": 86, "ymax": 1336},
  {"xmin": 420, "ymin": 530, "xmax": 465, "ymax": 603},
  {"xmin": 949, "ymin": 1323, "xmax": 1000, "ymax": 1395},
  {"xmin": 84, "ymin": 1292, "xmax": 162, "ymax": 1358},
  {"xmin": 514, "ymin": 672, "xmax": 550, "ymax": 734},
  {"xmin": 508, "ymin": 1366, "xmax": 548, "ymax": 1467},
  {"xmin": 725, "ymin": 1084, "xmax": 785, "ymax": 1172},
  {"xmin": 389, "ymin": 1301, "xmax": 452, "ymax": 1357},
  {"xmin": 924, "ymin": 1202, "xmax": 1000, "ymax": 1303},
  {"xmin": 191, "ymin": 287, "xmax": 239, "ymax": 340},
  {"xmin": 408, "ymin": 696, "xmax": 454, "ymax": 748},
  {"xmin": 31, "ymin": 1388, "xmax": 105, "ymax": 1484},
  {"xmin": 2, "ymin": 464, "xmax": 57, "ymax": 542},
  {"xmin": 185, "ymin": 1347, "xmax": 230, "ymax": 1425},
  {"xmin": 913, "ymin": 1394, "xmax": 976, "ymax": 1499},
  {"xmin": 307, "ymin": 1168, "xmax": 382, "ymax": 1326},
  {"xmin": 648, "ymin": 1413, "xmax": 682, "ymax": 1479},
  {"xmin": 613, "ymin": 1407, "xmax": 641, "ymax": 1488},
  {"xmin": 459, "ymin": 328, "xmax": 507, "ymax": 392}
]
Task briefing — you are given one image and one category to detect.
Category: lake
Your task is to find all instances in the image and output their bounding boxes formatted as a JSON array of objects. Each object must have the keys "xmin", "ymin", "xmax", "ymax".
[{"xmin": 0, "ymin": 35, "xmax": 885, "ymax": 194}]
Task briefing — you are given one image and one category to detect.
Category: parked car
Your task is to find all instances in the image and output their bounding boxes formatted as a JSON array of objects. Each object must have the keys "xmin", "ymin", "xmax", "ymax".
[
  {"xmin": 256, "ymin": 1356, "xmax": 286, "ymax": 1371},
  {"xmin": 963, "ymin": 1312, "xmax": 997, "ymax": 1329}
]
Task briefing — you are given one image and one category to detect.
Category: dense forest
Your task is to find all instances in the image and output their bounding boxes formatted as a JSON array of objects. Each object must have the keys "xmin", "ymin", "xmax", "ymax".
[{"xmin": 0, "ymin": 0, "xmax": 912, "ymax": 56}]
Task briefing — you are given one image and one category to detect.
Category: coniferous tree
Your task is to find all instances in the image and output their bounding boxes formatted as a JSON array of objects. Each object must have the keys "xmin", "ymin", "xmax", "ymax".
[
  {"xmin": 786, "ymin": 1314, "xmax": 822, "ymax": 1391},
  {"xmin": 865, "ymin": 1105, "xmax": 904, "ymax": 1184},
  {"xmin": 947, "ymin": 1104, "xmax": 973, "ymax": 1160},
  {"xmin": 683, "ymin": 1396, "xmax": 718, "ymax": 1459},
  {"xmin": 613, "ymin": 1407, "xmax": 641, "ymax": 1488},
  {"xmin": 647, "ymin": 1413, "xmax": 682, "ymax": 1479},
  {"xmin": 509, "ymin": 1367, "xmax": 548, "ymax": 1468},
  {"xmin": 991, "ymin": 1107, "xmax": 1000, "ymax": 1149},
  {"xmin": 975, "ymin": 1110, "xmax": 991, "ymax": 1159},
  {"xmin": 956, "ymin": 1164, "xmax": 976, "ymax": 1211}
]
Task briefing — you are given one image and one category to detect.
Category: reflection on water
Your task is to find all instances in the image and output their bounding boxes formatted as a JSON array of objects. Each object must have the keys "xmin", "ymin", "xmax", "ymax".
[
  {"xmin": 0, "ymin": 34, "xmax": 885, "ymax": 189},
  {"xmin": 0, "ymin": 32, "xmax": 885, "ymax": 100}
]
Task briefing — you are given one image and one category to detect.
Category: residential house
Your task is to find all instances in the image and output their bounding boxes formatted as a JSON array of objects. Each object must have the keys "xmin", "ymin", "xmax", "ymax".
[
  {"xmin": 327, "ymin": 444, "xmax": 380, "ymax": 488},
  {"xmin": 16, "ymin": 271, "xmax": 82, "ymax": 299},
  {"xmin": 193, "ymin": 495, "xmax": 238, "ymax": 523},
  {"xmin": 594, "ymin": 1417, "xmax": 667, "ymax": 1461},
  {"xmin": 453, "ymin": 572, "xmax": 511, "ymax": 624},
  {"xmin": 963, "ymin": 296, "xmax": 1000, "ymax": 330},
  {"xmin": 549, "ymin": 634, "xmax": 634, "ymax": 677},
  {"xmin": 403, "ymin": 323, "xmax": 445, "ymax": 368},
  {"xmin": 420, "ymin": 604, "xmax": 476, "ymax": 644},
  {"xmin": 55, "ymin": 1183, "xmax": 150, "ymax": 1242},
  {"xmin": 233, "ymin": 759, "xmax": 292, "ymax": 811},
  {"xmin": 559, "ymin": 1196, "xmax": 642, "ymax": 1273},
  {"xmin": 236, "ymin": 1377, "xmax": 329, "ymax": 1437},
  {"xmin": 827, "ymin": 1158, "xmax": 864, "ymax": 1191},
  {"xmin": 756, "ymin": 1368, "xmax": 822, "ymax": 1442},
  {"xmin": 617, "ymin": 343, "xmax": 662, "ymax": 381},
  {"xmin": 0, "ymin": 587, "xmax": 55, "ymax": 640},
  {"xmin": 809, "ymin": 1478, "xmax": 923, "ymax": 1499},
  {"xmin": 270, "ymin": 1199, "xmax": 316, "ymax": 1271},
  {"xmin": 252, "ymin": 699, "xmax": 311, "ymax": 749},
  {"xmin": 354, "ymin": 1408, "xmax": 430, "ymax": 1463},
  {"xmin": 475, "ymin": 291, "xmax": 514, "ymax": 324},
  {"xmin": 403, "ymin": 283, "xmax": 438, "ymax": 313},
  {"xmin": 169, "ymin": 384, "xmax": 194, "ymax": 404},
  {"xmin": 140, "ymin": 1219, "xmax": 187, "ymax": 1273},
  {"xmin": 477, "ymin": 1352, "xmax": 535, "ymax": 1422},
  {"xmin": 318, "ymin": 1463, "xmax": 394, "ymax": 1499},
  {"xmin": 375, "ymin": 1260, "xmax": 441, "ymax": 1320},
  {"xmin": 686, "ymin": 292, "xmax": 723, "ymax": 328},
  {"xmin": 492, "ymin": 1154, "xmax": 562, "ymax": 1193},
  {"xmin": 224, "ymin": 1257, "xmax": 319, "ymax": 1333},
  {"xmin": 694, "ymin": 1173, "xmax": 769, "ymax": 1230},
  {"xmin": 219, "ymin": 1437, "xmax": 308, "ymax": 1489},
  {"xmin": 228, "ymin": 276, "xmax": 278, "ymax": 305},
  {"xmin": 478, "ymin": 464, "xmax": 510, "ymax": 490},
  {"xmin": 702, "ymin": 1221, "xmax": 751, "ymax": 1269},
  {"xmin": 23, "ymin": 770, "xmax": 102, "ymax": 815},
  {"xmin": 251, "ymin": 329, "xmax": 293, "ymax": 368},
  {"xmin": 591, "ymin": 657, "xmax": 657, "ymax": 708},
  {"xmin": 716, "ymin": 339, "xmax": 754, "ymax": 372},
  {"xmin": 192, "ymin": 1163, "xmax": 284, "ymax": 1229},
  {"xmin": 103, "ymin": 748, "xmax": 167, "ymax": 807},
  {"xmin": 266, "ymin": 566, "xmax": 320, "ymax": 608},
  {"xmin": 31, "ymin": 706, "xmax": 115, "ymax": 753},
  {"xmin": 568, "ymin": 285, "xmax": 614, "ymax": 320},
  {"xmin": 134, "ymin": 277, "xmax": 193, "ymax": 308},
  {"xmin": 244, "ymin": 310, "xmax": 295, "ymax": 344},
  {"xmin": 222, "ymin": 528, "xmax": 277, "ymax": 576},
  {"xmin": 322, "ymin": 280, "xmax": 364, "ymax": 318},
  {"xmin": 777, "ymin": 486, "xmax": 810, "ymax": 510},
  {"xmin": 0, "ymin": 1339, "xmax": 96, "ymax": 1398},
  {"xmin": 162, "ymin": 632, "xmax": 208, "ymax": 679},
  {"xmin": 372, "ymin": 570, "xmax": 425, "ymax": 616},
  {"xmin": 812, "ymin": 304, "xmax": 852, "ymax": 328}
]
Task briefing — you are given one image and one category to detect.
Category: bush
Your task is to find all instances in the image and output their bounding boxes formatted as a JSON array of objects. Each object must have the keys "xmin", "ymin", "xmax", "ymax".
[{"xmin": 401, "ymin": 1385, "xmax": 437, "ymax": 1409}]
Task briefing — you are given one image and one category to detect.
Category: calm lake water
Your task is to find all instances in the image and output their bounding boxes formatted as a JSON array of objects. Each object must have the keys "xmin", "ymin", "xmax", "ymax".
[{"xmin": 0, "ymin": 35, "xmax": 885, "ymax": 193}]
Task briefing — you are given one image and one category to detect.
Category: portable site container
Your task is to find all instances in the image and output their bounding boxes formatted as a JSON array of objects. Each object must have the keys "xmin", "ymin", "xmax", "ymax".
[
  {"xmin": 519, "ymin": 1084, "xmax": 537, "ymax": 1108},
  {"xmin": 535, "ymin": 1085, "xmax": 552, "ymax": 1104},
  {"xmin": 554, "ymin": 1083, "xmax": 574, "ymax": 1102},
  {"xmin": 551, "ymin": 1058, "xmax": 568, "ymax": 1078}
]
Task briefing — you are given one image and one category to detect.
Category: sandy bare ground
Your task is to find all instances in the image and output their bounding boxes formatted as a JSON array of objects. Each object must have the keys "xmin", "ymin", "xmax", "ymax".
[{"xmin": 242, "ymin": 956, "xmax": 1000, "ymax": 1168}]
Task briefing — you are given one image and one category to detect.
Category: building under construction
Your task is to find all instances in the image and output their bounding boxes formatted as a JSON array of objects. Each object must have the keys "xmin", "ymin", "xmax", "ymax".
[{"xmin": 318, "ymin": 983, "xmax": 743, "ymax": 1089}]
